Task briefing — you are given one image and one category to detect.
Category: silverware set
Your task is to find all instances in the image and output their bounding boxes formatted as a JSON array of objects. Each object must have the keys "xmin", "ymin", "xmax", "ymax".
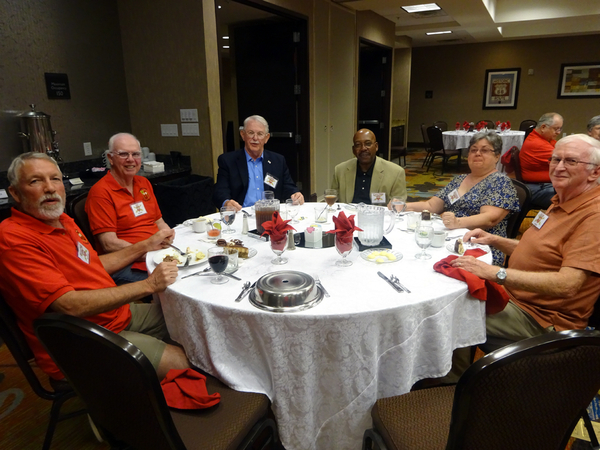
[
  {"xmin": 377, "ymin": 271, "xmax": 410, "ymax": 293},
  {"xmin": 235, "ymin": 281, "xmax": 256, "ymax": 302}
]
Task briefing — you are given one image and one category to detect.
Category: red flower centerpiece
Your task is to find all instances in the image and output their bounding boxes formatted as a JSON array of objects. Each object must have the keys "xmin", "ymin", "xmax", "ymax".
[
  {"xmin": 261, "ymin": 211, "xmax": 296, "ymax": 265},
  {"xmin": 326, "ymin": 211, "xmax": 362, "ymax": 267},
  {"xmin": 506, "ymin": 120, "xmax": 511, "ymax": 130},
  {"xmin": 463, "ymin": 121, "xmax": 470, "ymax": 132},
  {"xmin": 455, "ymin": 122, "xmax": 460, "ymax": 131}
]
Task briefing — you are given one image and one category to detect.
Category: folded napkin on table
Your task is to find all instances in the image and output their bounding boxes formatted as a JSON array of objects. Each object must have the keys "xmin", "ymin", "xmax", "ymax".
[
  {"xmin": 160, "ymin": 368, "xmax": 221, "ymax": 409},
  {"xmin": 261, "ymin": 211, "xmax": 295, "ymax": 239},
  {"xmin": 325, "ymin": 211, "xmax": 362, "ymax": 236},
  {"xmin": 433, "ymin": 248, "xmax": 509, "ymax": 314}
]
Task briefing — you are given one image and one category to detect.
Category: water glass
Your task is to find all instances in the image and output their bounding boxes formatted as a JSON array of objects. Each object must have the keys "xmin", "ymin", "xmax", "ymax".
[
  {"xmin": 406, "ymin": 212, "xmax": 421, "ymax": 233},
  {"xmin": 391, "ymin": 199, "xmax": 406, "ymax": 222},
  {"xmin": 314, "ymin": 205, "xmax": 328, "ymax": 223},
  {"xmin": 220, "ymin": 206, "xmax": 236, "ymax": 234},
  {"xmin": 286, "ymin": 198, "xmax": 300, "ymax": 223},
  {"xmin": 415, "ymin": 225, "xmax": 434, "ymax": 260}
]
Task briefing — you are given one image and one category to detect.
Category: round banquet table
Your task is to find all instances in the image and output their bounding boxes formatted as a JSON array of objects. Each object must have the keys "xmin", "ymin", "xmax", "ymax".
[
  {"xmin": 147, "ymin": 203, "xmax": 491, "ymax": 450},
  {"xmin": 443, "ymin": 130, "xmax": 525, "ymax": 171}
]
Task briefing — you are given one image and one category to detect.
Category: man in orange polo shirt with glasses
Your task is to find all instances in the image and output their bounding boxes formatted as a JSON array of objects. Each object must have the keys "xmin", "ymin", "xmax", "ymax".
[
  {"xmin": 86, "ymin": 133, "xmax": 174, "ymax": 285},
  {"xmin": 0, "ymin": 152, "xmax": 190, "ymax": 381}
]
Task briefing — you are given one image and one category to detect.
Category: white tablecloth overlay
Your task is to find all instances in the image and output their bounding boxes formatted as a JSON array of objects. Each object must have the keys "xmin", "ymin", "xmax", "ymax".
[
  {"xmin": 147, "ymin": 203, "xmax": 490, "ymax": 450},
  {"xmin": 443, "ymin": 130, "xmax": 525, "ymax": 171}
]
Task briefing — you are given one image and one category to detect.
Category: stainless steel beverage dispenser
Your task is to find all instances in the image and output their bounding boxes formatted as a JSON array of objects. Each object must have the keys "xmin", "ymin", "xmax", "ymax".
[{"xmin": 18, "ymin": 104, "xmax": 61, "ymax": 161}]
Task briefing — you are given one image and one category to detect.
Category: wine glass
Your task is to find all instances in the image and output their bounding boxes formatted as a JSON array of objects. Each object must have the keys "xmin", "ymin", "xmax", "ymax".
[
  {"xmin": 208, "ymin": 247, "xmax": 229, "ymax": 284},
  {"xmin": 286, "ymin": 198, "xmax": 300, "ymax": 223},
  {"xmin": 324, "ymin": 189, "xmax": 338, "ymax": 212},
  {"xmin": 390, "ymin": 199, "xmax": 406, "ymax": 222},
  {"xmin": 220, "ymin": 206, "xmax": 236, "ymax": 234},
  {"xmin": 335, "ymin": 233, "xmax": 354, "ymax": 267},
  {"xmin": 414, "ymin": 225, "xmax": 434, "ymax": 260},
  {"xmin": 270, "ymin": 233, "xmax": 288, "ymax": 265}
]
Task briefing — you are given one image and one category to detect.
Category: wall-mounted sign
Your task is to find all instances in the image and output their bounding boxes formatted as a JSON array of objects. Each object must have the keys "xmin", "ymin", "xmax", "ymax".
[{"xmin": 44, "ymin": 73, "xmax": 71, "ymax": 99}]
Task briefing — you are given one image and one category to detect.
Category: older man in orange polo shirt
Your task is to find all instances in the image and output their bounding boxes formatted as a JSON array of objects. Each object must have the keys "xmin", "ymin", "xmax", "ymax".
[
  {"xmin": 0, "ymin": 152, "xmax": 190, "ymax": 381},
  {"xmin": 86, "ymin": 133, "xmax": 174, "ymax": 285},
  {"xmin": 441, "ymin": 134, "xmax": 600, "ymax": 382}
]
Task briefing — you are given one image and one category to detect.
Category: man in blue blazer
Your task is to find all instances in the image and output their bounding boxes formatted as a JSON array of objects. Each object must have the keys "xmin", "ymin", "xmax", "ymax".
[{"xmin": 213, "ymin": 115, "xmax": 304, "ymax": 211}]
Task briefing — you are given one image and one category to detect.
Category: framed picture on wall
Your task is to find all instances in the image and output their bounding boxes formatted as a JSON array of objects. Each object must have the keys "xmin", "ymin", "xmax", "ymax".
[
  {"xmin": 557, "ymin": 62, "xmax": 600, "ymax": 99},
  {"xmin": 482, "ymin": 68, "xmax": 520, "ymax": 109}
]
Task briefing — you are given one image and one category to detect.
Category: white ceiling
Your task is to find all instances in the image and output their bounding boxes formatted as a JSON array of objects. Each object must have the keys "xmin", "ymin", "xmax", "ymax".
[{"xmin": 334, "ymin": 0, "xmax": 600, "ymax": 47}]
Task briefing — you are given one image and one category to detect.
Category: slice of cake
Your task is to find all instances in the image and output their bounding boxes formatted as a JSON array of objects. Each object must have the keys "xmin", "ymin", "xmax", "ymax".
[
  {"xmin": 454, "ymin": 238, "xmax": 465, "ymax": 255},
  {"xmin": 217, "ymin": 239, "xmax": 249, "ymax": 258}
]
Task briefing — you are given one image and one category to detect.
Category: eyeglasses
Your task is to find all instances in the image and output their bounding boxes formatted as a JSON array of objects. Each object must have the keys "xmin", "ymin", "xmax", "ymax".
[
  {"xmin": 548, "ymin": 156, "xmax": 598, "ymax": 167},
  {"xmin": 548, "ymin": 125, "xmax": 563, "ymax": 133},
  {"xmin": 468, "ymin": 148, "xmax": 495, "ymax": 155},
  {"xmin": 244, "ymin": 130, "xmax": 267, "ymax": 139},
  {"xmin": 112, "ymin": 151, "xmax": 142, "ymax": 159},
  {"xmin": 353, "ymin": 141, "xmax": 374, "ymax": 150}
]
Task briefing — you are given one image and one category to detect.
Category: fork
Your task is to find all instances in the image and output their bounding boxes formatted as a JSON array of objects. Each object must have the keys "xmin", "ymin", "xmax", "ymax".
[
  {"xmin": 391, "ymin": 275, "xmax": 411, "ymax": 293},
  {"xmin": 182, "ymin": 254, "xmax": 192, "ymax": 267},
  {"xmin": 168, "ymin": 244, "xmax": 186, "ymax": 255},
  {"xmin": 315, "ymin": 276, "xmax": 330, "ymax": 297}
]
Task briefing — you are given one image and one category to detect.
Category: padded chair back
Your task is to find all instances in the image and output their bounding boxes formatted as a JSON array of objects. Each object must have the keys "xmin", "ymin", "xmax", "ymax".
[
  {"xmin": 427, "ymin": 126, "xmax": 444, "ymax": 152},
  {"xmin": 0, "ymin": 295, "xmax": 82, "ymax": 450},
  {"xmin": 519, "ymin": 119, "xmax": 537, "ymax": 131},
  {"xmin": 433, "ymin": 121, "xmax": 448, "ymax": 131},
  {"xmin": 511, "ymin": 146, "xmax": 523, "ymax": 182},
  {"xmin": 506, "ymin": 179, "xmax": 531, "ymax": 239},
  {"xmin": 524, "ymin": 124, "xmax": 536, "ymax": 141},
  {"xmin": 446, "ymin": 330, "xmax": 600, "ymax": 450},
  {"xmin": 34, "ymin": 313, "xmax": 187, "ymax": 450},
  {"xmin": 66, "ymin": 192, "xmax": 95, "ymax": 248}
]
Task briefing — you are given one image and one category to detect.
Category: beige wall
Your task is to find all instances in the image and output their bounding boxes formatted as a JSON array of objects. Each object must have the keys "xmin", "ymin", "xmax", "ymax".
[
  {"xmin": 408, "ymin": 34, "xmax": 600, "ymax": 143},
  {"xmin": 0, "ymin": 0, "xmax": 130, "ymax": 170},
  {"xmin": 392, "ymin": 47, "xmax": 412, "ymax": 146},
  {"xmin": 118, "ymin": 0, "xmax": 214, "ymax": 178}
]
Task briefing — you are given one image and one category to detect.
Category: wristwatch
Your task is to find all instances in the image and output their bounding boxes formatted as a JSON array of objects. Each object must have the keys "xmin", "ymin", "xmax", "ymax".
[{"xmin": 496, "ymin": 268, "xmax": 507, "ymax": 285}]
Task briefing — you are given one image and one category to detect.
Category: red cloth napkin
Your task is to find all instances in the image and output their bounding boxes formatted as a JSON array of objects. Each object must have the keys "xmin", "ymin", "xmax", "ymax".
[
  {"xmin": 433, "ymin": 249, "xmax": 509, "ymax": 314},
  {"xmin": 160, "ymin": 369, "xmax": 221, "ymax": 409},
  {"xmin": 261, "ymin": 211, "xmax": 295, "ymax": 240},
  {"xmin": 500, "ymin": 146, "xmax": 518, "ymax": 173},
  {"xmin": 325, "ymin": 211, "xmax": 362, "ymax": 238}
]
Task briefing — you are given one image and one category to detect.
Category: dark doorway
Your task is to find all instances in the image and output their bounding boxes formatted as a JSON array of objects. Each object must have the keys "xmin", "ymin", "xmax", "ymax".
[
  {"xmin": 357, "ymin": 39, "xmax": 392, "ymax": 159},
  {"xmin": 216, "ymin": 0, "xmax": 309, "ymax": 195}
]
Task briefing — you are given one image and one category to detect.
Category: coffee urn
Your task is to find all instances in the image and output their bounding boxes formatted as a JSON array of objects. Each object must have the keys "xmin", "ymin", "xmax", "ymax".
[{"xmin": 18, "ymin": 104, "xmax": 61, "ymax": 161}]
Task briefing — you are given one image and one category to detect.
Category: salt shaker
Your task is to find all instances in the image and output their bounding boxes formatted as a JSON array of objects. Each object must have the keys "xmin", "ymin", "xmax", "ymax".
[
  {"xmin": 286, "ymin": 229, "xmax": 296, "ymax": 251},
  {"xmin": 242, "ymin": 214, "xmax": 249, "ymax": 235}
]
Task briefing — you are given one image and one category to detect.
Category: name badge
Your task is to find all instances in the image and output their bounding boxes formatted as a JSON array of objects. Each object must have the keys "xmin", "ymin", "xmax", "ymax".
[
  {"xmin": 130, "ymin": 201, "xmax": 147, "ymax": 217},
  {"xmin": 264, "ymin": 173, "xmax": 279, "ymax": 189},
  {"xmin": 371, "ymin": 192, "xmax": 386, "ymax": 204},
  {"xmin": 77, "ymin": 241, "xmax": 90, "ymax": 264},
  {"xmin": 448, "ymin": 189, "xmax": 460, "ymax": 205},
  {"xmin": 532, "ymin": 210, "xmax": 549, "ymax": 229}
]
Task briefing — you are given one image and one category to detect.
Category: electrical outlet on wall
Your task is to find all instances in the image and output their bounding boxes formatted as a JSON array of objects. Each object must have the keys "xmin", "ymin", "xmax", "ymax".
[{"xmin": 83, "ymin": 142, "xmax": 92, "ymax": 156}]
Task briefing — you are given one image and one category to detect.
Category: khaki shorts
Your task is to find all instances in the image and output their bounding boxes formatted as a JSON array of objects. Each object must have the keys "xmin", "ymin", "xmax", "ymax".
[{"xmin": 119, "ymin": 302, "xmax": 169, "ymax": 370}]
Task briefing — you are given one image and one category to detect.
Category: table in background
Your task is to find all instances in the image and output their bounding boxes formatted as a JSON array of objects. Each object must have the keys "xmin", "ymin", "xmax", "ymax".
[
  {"xmin": 148, "ymin": 204, "xmax": 490, "ymax": 450},
  {"xmin": 443, "ymin": 130, "xmax": 525, "ymax": 171}
]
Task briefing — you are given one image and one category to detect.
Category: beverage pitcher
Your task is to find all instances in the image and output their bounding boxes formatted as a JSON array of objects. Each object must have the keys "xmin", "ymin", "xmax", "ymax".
[{"xmin": 356, "ymin": 203, "xmax": 395, "ymax": 246}]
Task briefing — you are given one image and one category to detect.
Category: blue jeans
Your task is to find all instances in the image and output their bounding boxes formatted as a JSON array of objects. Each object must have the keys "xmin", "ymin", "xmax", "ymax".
[
  {"xmin": 111, "ymin": 264, "xmax": 148, "ymax": 285},
  {"xmin": 526, "ymin": 182, "xmax": 555, "ymax": 209}
]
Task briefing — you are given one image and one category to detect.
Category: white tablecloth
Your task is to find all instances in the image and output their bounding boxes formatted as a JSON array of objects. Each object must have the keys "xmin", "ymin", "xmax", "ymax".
[
  {"xmin": 443, "ymin": 130, "xmax": 525, "ymax": 171},
  {"xmin": 147, "ymin": 204, "xmax": 490, "ymax": 450}
]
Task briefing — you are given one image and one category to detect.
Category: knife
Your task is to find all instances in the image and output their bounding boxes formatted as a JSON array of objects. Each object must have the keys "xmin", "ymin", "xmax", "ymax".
[
  {"xmin": 377, "ymin": 271, "xmax": 402, "ymax": 293},
  {"xmin": 235, "ymin": 281, "xmax": 256, "ymax": 302}
]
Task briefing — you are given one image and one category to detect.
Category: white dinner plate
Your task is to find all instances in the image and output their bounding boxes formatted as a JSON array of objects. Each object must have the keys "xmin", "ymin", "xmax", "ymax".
[
  {"xmin": 243, "ymin": 248, "xmax": 258, "ymax": 259},
  {"xmin": 360, "ymin": 248, "xmax": 403, "ymax": 263},
  {"xmin": 153, "ymin": 248, "xmax": 208, "ymax": 267}
]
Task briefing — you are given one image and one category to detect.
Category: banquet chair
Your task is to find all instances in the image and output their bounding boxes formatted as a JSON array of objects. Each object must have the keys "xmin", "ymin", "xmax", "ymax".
[
  {"xmin": 421, "ymin": 123, "xmax": 432, "ymax": 168},
  {"xmin": 524, "ymin": 124, "xmax": 536, "ymax": 141},
  {"xmin": 433, "ymin": 121, "xmax": 448, "ymax": 131},
  {"xmin": 511, "ymin": 147, "xmax": 545, "ymax": 213},
  {"xmin": 425, "ymin": 126, "xmax": 461, "ymax": 174},
  {"xmin": 0, "ymin": 295, "xmax": 86, "ymax": 450},
  {"xmin": 390, "ymin": 125, "xmax": 407, "ymax": 166},
  {"xmin": 362, "ymin": 330, "xmax": 600, "ymax": 450},
  {"xmin": 506, "ymin": 179, "xmax": 531, "ymax": 239},
  {"xmin": 66, "ymin": 192, "xmax": 95, "ymax": 249},
  {"xmin": 519, "ymin": 119, "xmax": 537, "ymax": 131},
  {"xmin": 34, "ymin": 313, "xmax": 280, "ymax": 450}
]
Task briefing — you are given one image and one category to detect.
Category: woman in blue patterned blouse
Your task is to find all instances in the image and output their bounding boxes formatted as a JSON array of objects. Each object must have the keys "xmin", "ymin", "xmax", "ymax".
[{"xmin": 401, "ymin": 130, "xmax": 520, "ymax": 265}]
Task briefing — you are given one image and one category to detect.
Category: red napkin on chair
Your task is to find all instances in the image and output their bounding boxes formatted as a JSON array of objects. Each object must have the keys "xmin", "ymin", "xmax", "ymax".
[
  {"xmin": 261, "ymin": 211, "xmax": 295, "ymax": 239},
  {"xmin": 433, "ymin": 249, "xmax": 509, "ymax": 314},
  {"xmin": 160, "ymin": 369, "xmax": 221, "ymax": 409}
]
